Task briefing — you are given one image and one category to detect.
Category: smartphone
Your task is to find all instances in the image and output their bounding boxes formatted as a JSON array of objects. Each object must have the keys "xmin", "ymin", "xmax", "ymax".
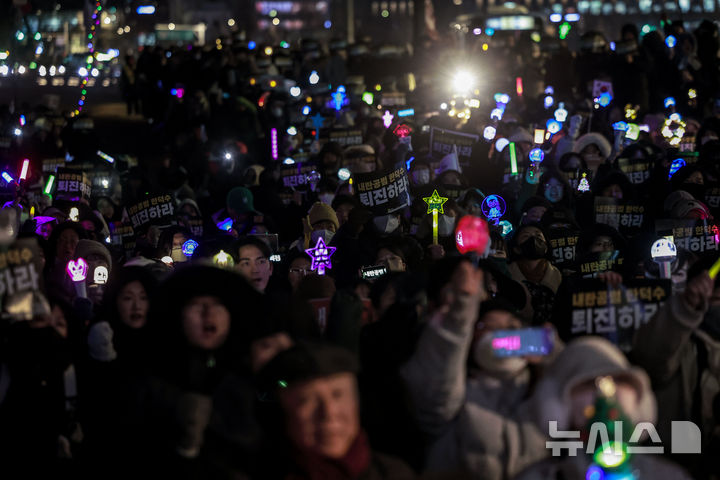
[
  {"xmin": 491, "ymin": 328, "xmax": 553, "ymax": 357},
  {"xmin": 360, "ymin": 265, "xmax": 388, "ymax": 280}
]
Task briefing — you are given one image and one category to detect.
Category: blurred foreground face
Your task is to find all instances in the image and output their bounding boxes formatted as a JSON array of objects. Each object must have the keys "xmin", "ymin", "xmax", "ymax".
[
  {"xmin": 280, "ymin": 372, "xmax": 360, "ymax": 459},
  {"xmin": 569, "ymin": 378, "xmax": 639, "ymax": 430},
  {"xmin": 117, "ymin": 281, "xmax": 149, "ymax": 329},
  {"xmin": 182, "ymin": 295, "xmax": 230, "ymax": 350}
]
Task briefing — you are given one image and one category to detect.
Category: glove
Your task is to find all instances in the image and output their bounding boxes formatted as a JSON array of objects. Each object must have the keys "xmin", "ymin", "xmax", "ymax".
[{"xmin": 87, "ymin": 321, "xmax": 117, "ymax": 362}]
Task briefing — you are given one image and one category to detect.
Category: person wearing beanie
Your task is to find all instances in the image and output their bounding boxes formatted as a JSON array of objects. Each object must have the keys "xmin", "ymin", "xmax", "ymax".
[
  {"xmin": 291, "ymin": 201, "xmax": 340, "ymax": 252},
  {"xmin": 257, "ymin": 341, "xmax": 416, "ymax": 479},
  {"xmin": 73, "ymin": 238, "xmax": 113, "ymax": 306},
  {"xmin": 573, "ymin": 132, "xmax": 612, "ymax": 171}
]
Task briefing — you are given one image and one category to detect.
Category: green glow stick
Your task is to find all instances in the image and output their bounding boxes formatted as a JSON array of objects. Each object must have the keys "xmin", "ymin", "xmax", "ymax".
[
  {"xmin": 710, "ymin": 256, "xmax": 720, "ymax": 279},
  {"xmin": 44, "ymin": 174, "xmax": 55, "ymax": 195},
  {"xmin": 509, "ymin": 142, "xmax": 518, "ymax": 175}
]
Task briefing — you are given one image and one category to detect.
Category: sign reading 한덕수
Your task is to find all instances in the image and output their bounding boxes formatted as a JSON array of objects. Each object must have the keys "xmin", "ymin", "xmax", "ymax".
[
  {"xmin": 594, "ymin": 197, "xmax": 644, "ymax": 234},
  {"xmin": 127, "ymin": 194, "xmax": 175, "ymax": 230},
  {"xmin": 656, "ymin": 219, "xmax": 719, "ymax": 254},
  {"xmin": 354, "ymin": 166, "xmax": 411, "ymax": 215},
  {"xmin": 429, "ymin": 127, "xmax": 479, "ymax": 166},
  {"xmin": 55, "ymin": 169, "xmax": 91, "ymax": 201},
  {"xmin": 569, "ymin": 278, "xmax": 671, "ymax": 352}
]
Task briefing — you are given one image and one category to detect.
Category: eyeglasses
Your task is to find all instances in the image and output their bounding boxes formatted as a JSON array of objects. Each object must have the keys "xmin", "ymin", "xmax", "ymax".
[{"xmin": 289, "ymin": 267, "xmax": 310, "ymax": 275}]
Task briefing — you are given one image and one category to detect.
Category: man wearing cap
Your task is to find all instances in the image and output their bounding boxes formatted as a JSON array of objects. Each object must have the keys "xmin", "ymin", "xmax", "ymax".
[
  {"xmin": 258, "ymin": 342, "xmax": 415, "ymax": 479},
  {"xmin": 226, "ymin": 186, "xmax": 259, "ymax": 236}
]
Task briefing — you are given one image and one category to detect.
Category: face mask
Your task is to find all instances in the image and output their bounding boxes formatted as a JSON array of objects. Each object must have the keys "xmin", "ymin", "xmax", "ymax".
[
  {"xmin": 519, "ymin": 237, "xmax": 547, "ymax": 259},
  {"xmin": 171, "ymin": 247, "xmax": 188, "ymax": 263},
  {"xmin": 318, "ymin": 193, "xmax": 335, "ymax": 205},
  {"xmin": 473, "ymin": 334, "xmax": 528, "ymax": 375},
  {"xmin": 311, "ymin": 229, "xmax": 334, "ymax": 245},
  {"xmin": 438, "ymin": 215, "xmax": 456, "ymax": 236},
  {"xmin": 412, "ymin": 170, "xmax": 430, "ymax": 186},
  {"xmin": 373, "ymin": 215, "xmax": 400, "ymax": 234}
]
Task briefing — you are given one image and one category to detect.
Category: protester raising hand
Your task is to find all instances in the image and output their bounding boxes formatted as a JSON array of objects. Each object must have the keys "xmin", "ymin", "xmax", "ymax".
[{"xmin": 683, "ymin": 270, "xmax": 714, "ymax": 312}]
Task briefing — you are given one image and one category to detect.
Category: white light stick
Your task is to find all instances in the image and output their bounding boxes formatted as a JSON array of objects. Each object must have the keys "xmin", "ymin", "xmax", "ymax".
[{"xmin": 651, "ymin": 238, "xmax": 677, "ymax": 279}]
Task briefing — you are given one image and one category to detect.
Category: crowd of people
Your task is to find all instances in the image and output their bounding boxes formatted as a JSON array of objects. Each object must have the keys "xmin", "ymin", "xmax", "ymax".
[{"xmin": 2, "ymin": 15, "xmax": 720, "ymax": 480}]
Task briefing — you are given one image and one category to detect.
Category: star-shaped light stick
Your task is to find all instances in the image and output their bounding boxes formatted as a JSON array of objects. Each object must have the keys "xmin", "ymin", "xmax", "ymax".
[
  {"xmin": 306, "ymin": 237, "xmax": 336, "ymax": 275},
  {"xmin": 423, "ymin": 189, "xmax": 448, "ymax": 245}
]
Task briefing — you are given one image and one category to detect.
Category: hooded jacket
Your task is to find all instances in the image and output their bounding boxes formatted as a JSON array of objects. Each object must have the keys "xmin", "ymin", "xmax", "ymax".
[
  {"xmin": 517, "ymin": 337, "xmax": 691, "ymax": 480},
  {"xmin": 399, "ymin": 287, "xmax": 548, "ymax": 479}
]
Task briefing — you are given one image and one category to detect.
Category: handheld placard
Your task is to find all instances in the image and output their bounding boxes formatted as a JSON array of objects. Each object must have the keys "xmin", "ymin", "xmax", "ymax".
[
  {"xmin": 67, "ymin": 258, "xmax": 88, "ymax": 298},
  {"xmin": 423, "ymin": 189, "xmax": 448, "ymax": 245}
]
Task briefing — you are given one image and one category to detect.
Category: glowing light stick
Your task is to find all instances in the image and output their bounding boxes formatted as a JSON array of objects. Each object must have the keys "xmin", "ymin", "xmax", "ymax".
[
  {"xmin": 2, "ymin": 172, "xmax": 14, "ymax": 184},
  {"xmin": 578, "ymin": 173, "xmax": 590, "ymax": 192},
  {"xmin": 397, "ymin": 108, "xmax": 415, "ymax": 117},
  {"xmin": 668, "ymin": 158, "xmax": 686, "ymax": 179},
  {"xmin": 305, "ymin": 237, "xmax": 336, "ymax": 275},
  {"xmin": 499, "ymin": 220, "xmax": 513, "ymax": 237},
  {"xmin": 69, "ymin": 207, "xmax": 79, "ymax": 222},
  {"xmin": 393, "ymin": 124, "xmax": 412, "ymax": 138},
  {"xmin": 362, "ymin": 92, "xmax": 374, "ymax": 105},
  {"xmin": 455, "ymin": 215, "xmax": 490, "ymax": 255},
  {"xmin": 651, "ymin": 238, "xmax": 677, "ymax": 279},
  {"xmin": 93, "ymin": 265, "xmax": 108, "ymax": 284},
  {"xmin": 529, "ymin": 148, "xmax": 544, "ymax": 163},
  {"xmin": 516, "ymin": 77, "xmax": 523, "ymax": 96},
  {"xmin": 97, "ymin": 150, "xmax": 115, "ymax": 163},
  {"xmin": 19, "ymin": 159, "xmax": 29, "ymax": 181},
  {"xmin": 44, "ymin": 174, "xmax": 55, "ymax": 195},
  {"xmin": 182, "ymin": 239, "xmax": 198, "ymax": 257},
  {"xmin": 270, "ymin": 128, "xmax": 279, "ymax": 160},
  {"xmin": 423, "ymin": 190, "xmax": 449, "ymax": 245},
  {"xmin": 311, "ymin": 113, "xmax": 324, "ymax": 139},
  {"xmin": 509, "ymin": 142, "xmax": 518, "ymax": 175},
  {"xmin": 481, "ymin": 195, "xmax": 506, "ymax": 225},
  {"xmin": 382, "ymin": 110, "xmax": 394, "ymax": 128},
  {"xmin": 67, "ymin": 258, "xmax": 88, "ymax": 297},
  {"xmin": 709, "ymin": 257, "xmax": 720, "ymax": 279},
  {"xmin": 213, "ymin": 250, "xmax": 234, "ymax": 268},
  {"xmin": 483, "ymin": 126, "xmax": 496, "ymax": 141}
]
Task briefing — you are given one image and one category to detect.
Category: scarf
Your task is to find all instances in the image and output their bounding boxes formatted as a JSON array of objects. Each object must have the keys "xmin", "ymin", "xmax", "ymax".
[{"xmin": 286, "ymin": 430, "xmax": 371, "ymax": 480}]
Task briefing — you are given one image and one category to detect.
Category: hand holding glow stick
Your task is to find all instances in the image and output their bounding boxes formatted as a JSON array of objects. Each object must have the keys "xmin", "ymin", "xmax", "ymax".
[
  {"xmin": 423, "ymin": 189, "xmax": 448, "ymax": 246},
  {"xmin": 67, "ymin": 258, "xmax": 88, "ymax": 298}
]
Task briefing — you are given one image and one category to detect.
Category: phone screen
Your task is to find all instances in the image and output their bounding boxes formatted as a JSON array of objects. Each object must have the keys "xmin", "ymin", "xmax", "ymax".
[
  {"xmin": 361, "ymin": 265, "xmax": 387, "ymax": 280},
  {"xmin": 491, "ymin": 328, "xmax": 553, "ymax": 357}
]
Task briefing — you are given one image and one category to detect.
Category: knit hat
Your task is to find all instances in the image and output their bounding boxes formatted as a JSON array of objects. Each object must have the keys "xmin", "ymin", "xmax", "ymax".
[
  {"xmin": 75, "ymin": 239, "xmax": 112, "ymax": 269},
  {"xmin": 574, "ymin": 133, "xmax": 612, "ymax": 159},
  {"xmin": 258, "ymin": 341, "xmax": 359, "ymax": 392},
  {"xmin": 308, "ymin": 202, "xmax": 339, "ymax": 230},
  {"xmin": 226, "ymin": 187, "xmax": 255, "ymax": 215}
]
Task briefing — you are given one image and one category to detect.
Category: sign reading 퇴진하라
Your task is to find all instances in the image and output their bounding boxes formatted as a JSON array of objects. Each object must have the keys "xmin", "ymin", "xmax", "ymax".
[
  {"xmin": 569, "ymin": 278, "xmax": 670, "ymax": 352},
  {"xmin": 594, "ymin": 197, "xmax": 644, "ymax": 234},
  {"xmin": 354, "ymin": 166, "xmax": 411, "ymax": 215},
  {"xmin": 127, "ymin": 194, "xmax": 175, "ymax": 230},
  {"xmin": 55, "ymin": 169, "xmax": 91, "ymax": 201},
  {"xmin": 429, "ymin": 127, "xmax": 479, "ymax": 166},
  {"xmin": 656, "ymin": 219, "xmax": 719, "ymax": 254}
]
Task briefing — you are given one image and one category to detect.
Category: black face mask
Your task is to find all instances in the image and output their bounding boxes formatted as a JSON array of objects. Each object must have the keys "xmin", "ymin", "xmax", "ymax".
[{"xmin": 520, "ymin": 237, "xmax": 548, "ymax": 260}]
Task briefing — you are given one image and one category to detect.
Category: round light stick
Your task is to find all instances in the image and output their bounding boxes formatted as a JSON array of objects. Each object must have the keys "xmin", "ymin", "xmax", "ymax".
[
  {"xmin": 213, "ymin": 250, "xmax": 234, "ymax": 268},
  {"xmin": 338, "ymin": 168, "xmax": 351, "ymax": 181},
  {"xmin": 481, "ymin": 195, "xmax": 506, "ymax": 225},
  {"xmin": 499, "ymin": 220, "xmax": 513, "ymax": 237},
  {"xmin": 529, "ymin": 148, "xmax": 544, "ymax": 163},
  {"xmin": 651, "ymin": 238, "xmax": 677, "ymax": 279},
  {"xmin": 182, "ymin": 239, "xmax": 198, "ymax": 257},
  {"xmin": 455, "ymin": 216, "xmax": 490, "ymax": 255}
]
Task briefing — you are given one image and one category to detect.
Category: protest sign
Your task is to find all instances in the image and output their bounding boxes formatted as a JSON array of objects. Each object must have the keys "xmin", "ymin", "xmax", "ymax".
[
  {"xmin": 617, "ymin": 157, "xmax": 653, "ymax": 184},
  {"xmin": 656, "ymin": 219, "xmax": 719, "ymax": 254},
  {"xmin": 127, "ymin": 194, "xmax": 175, "ymax": 230},
  {"xmin": 55, "ymin": 169, "xmax": 91, "ymax": 201},
  {"xmin": 280, "ymin": 162, "xmax": 319, "ymax": 190},
  {"xmin": 429, "ymin": 127, "xmax": 479, "ymax": 167},
  {"xmin": 594, "ymin": 197, "xmax": 644, "ymax": 234},
  {"xmin": 547, "ymin": 227, "xmax": 580, "ymax": 269},
  {"xmin": 109, "ymin": 221, "xmax": 136, "ymax": 258},
  {"xmin": 323, "ymin": 129, "xmax": 363, "ymax": 147},
  {"xmin": 42, "ymin": 158, "xmax": 66, "ymax": 173},
  {"xmin": 576, "ymin": 251, "xmax": 625, "ymax": 276},
  {"xmin": 0, "ymin": 237, "xmax": 44, "ymax": 321},
  {"xmin": 355, "ymin": 166, "xmax": 411, "ymax": 215},
  {"xmin": 184, "ymin": 218, "xmax": 204, "ymax": 238},
  {"xmin": 380, "ymin": 92, "xmax": 406, "ymax": 106},
  {"xmin": 570, "ymin": 278, "xmax": 670, "ymax": 352}
]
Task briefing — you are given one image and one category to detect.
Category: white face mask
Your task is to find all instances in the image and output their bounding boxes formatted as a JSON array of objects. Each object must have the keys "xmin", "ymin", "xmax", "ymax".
[
  {"xmin": 310, "ymin": 229, "xmax": 334, "ymax": 245},
  {"xmin": 373, "ymin": 215, "xmax": 400, "ymax": 234},
  {"xmin": 473, "ymin": 334, "xmax": 528, "ymax": 376},
  {"xmin": 438, "ymin": 215, "xmax": 456, "ymax": 236}
]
